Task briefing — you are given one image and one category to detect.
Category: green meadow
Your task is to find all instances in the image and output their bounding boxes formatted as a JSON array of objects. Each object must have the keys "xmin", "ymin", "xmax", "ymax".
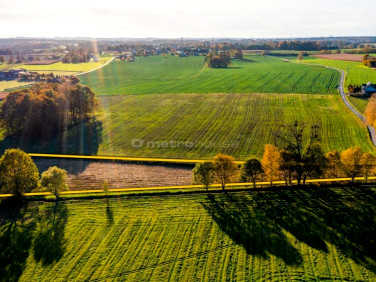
[
  {"xmin": 18, "ymin": 56, "xmax": 112, "ymax": 74},
  {"xmin": 348, "ymin": 96, "xmax": 369, "ymax": 114},
  {"xmin": 2, "ymin": 187, "xmax": 376, "ymax": 281},
  {"xmin": 300, "ymin": 56, "xmax": 376, "ymax": 90},
  {"xmin": 1, "ymin": 93, "xmax": 373, "ymax": 159},
  {"xmin": 1, "ymin": 54, "xmax": 375, "ymax": 160},
  {"xmin": 80, "ymin": 55, "xmax": 340, "ymax": 95}
]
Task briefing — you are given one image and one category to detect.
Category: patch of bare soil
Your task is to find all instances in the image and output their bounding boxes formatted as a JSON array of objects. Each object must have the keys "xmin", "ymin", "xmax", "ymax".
[
  {"xmin": 311, "ymin": 54, "xmax": 362, "ymax": 62},
  {"xmin": 34, "ymin": 158, "xmax": 193, "ymax": 190}
]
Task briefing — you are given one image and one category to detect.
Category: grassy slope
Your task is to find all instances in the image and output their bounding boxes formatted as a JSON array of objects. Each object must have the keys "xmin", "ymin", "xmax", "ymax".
[
  {"xmin": 300, "ymin": 56, "xmax": 376, "ymax": 89},
  {"xmin": 80, "ymin": 55, "xmax": 340, "ymax": 95},
  {"xmin": 1, "ymin": 188, "xmax": 375, "ymax": 281},
  {"xmin": 1, "ymin": 93, "xmax": 372, "ymax": 159},
  {"xmin": 96, "ymin": 94, "xmax": 374, "ymax": 159}
]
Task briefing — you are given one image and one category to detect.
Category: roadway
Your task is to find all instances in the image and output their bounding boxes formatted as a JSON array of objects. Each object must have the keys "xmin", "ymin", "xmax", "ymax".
[{"xmin": 336, "ymin": 69, "xmax": 376, "ymax": 146}]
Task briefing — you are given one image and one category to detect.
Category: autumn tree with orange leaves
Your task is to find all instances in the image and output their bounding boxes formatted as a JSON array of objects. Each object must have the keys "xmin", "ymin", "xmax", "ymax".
[
  {"xmin": 212, "ymin": 154, "xmax": 238, "ymax": 190},
  {"xmin": 340, "ymin": 147, "xmax": 364, "ymax": 183},
  {"xmin": 262, "ymin": 144, "xmax": 281, "ymax": 186}
]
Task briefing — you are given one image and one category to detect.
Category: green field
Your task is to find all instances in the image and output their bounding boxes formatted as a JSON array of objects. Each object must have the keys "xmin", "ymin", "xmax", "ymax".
[
  {"xmin": 17, "ymin": 56, "xmax": 112, "ymax": 74},
  {"xmin": 1, "ymin": 93, "xmax": 373, "ymax": 159},
  {"xmin": 80, "ymin": 55, "xmax": 340, "ymax": 95},
  {"xmin": 0, "ymin": 80, "xmax": 34, "ymax": 92},
  {"xmin": 2, "ymin": 187, "xmax": 376, "ymax": 281},
  {"xmin": 0, "ymin": 63, "xmax": 21, "ymax": 71},
  {"xmin": 0, "ymin": 56, "xmax": 113, "ymax": 91},
  {"xmin": 348, "ymin": 96, "xmax": 369, "ymax": 114},
  {"xmin": 300, "ymin": 56, "xmax": 376, "ymax": 90}
]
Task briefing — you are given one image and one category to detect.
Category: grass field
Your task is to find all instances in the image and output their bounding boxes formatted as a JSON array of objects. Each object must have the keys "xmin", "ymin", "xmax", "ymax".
[
  {"xmin": 0, "ymin": 80, "xmax": 34, "ymax": 92},
  {"xmin": 80, "ymin": 55, "xmax": 340, "ymax": 95},
  {"xmin": 0, "ymin": 63, "xmax": 21, "ymax": 71},
  {"xmin": 16, "ymin": 56, "xmax": 112, "ymax": 74},
  {"xmin": 348, "ymin": 96, "xmax": 369, "ymax": 114},
  {"xmin": 1, "ymin": 93, "xmax": 373, "ymax": 159},
  {"xmin": 2, "ymin": 187, "xmax": 376, "ymax": 281},
  {"xmin": 300, "ymin": 56, "xmax": 376, "ymax": 90}
]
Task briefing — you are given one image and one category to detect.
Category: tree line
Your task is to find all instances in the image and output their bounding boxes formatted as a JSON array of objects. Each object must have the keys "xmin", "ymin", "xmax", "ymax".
[
  {"xmin": 0, "ymin": 77, "xmax": 98, "ymax": 138},
  {"xmin": 193, "ymin": 122, "xmax": 376, "ymax": 190}
]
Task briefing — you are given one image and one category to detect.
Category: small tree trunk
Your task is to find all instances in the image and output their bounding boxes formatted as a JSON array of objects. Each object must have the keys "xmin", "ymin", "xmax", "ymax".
[
  {"xmin": 297, "ymin": 173, "xmax": 302, "ymax": 186},
  {"xmin": 253, "ymin": 181, "xmax": 256, "ymax": 189}
]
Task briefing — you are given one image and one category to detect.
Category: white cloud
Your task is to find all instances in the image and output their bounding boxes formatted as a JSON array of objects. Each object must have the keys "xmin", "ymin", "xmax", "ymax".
[{"xmin": 0, "ymin": 0, "xmax": 374, "ymax": 38}]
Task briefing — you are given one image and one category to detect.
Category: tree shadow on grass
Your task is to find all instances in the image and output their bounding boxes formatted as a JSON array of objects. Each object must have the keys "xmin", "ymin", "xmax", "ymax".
[
  {"xmin": 0, "ymin": 117, "xmax": 103, "ymax": 175},
  {"xmin": 240, "ymin": 58, "xmax": 256, "ymax": 63},
  {"xmin": 203, "ymin": 188, "xmax": 376, "ymax": 273},
  {"xmin": 0, "ymin": 199, "xmax": 38, "ymax": 282},
  {"xmin": 202, "ymin": 193, "xmax": 303, "ymax": 266},
  {"xmin": 32, "ymin": 202, "xmax": 68, "ymax": 265},
  {"xmin": 105, "ymin": 199, "xmax": 114, "ymax": 226},
  {"xmin": 259, "ymin": 188, "xmax": 376, "ymax": 273},
  {"xmin": 0, "ymin": 117, "xmax": 103, "ymax": 155}
]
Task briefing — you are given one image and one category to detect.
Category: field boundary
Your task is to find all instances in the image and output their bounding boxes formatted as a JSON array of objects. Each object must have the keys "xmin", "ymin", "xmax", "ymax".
[
  {"xmin": 28, "ymin": 153, "xmax": 228, "ymax": 164},
  {"xmin": 0, "ymin": 176, "xmax": 375, "ymax": 198}
]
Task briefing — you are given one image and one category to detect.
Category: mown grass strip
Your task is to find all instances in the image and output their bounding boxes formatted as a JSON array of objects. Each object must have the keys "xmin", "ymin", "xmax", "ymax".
[{"xmin": 1, "ymin": 177, "xmax": 376, "ymax": 198}]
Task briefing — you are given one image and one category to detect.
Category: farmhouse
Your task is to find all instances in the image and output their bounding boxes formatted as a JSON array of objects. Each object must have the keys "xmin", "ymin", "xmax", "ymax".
[
  {"xmin": 362, "ymin": 82, "xmax": 376, "ymax": 96},
  {"xmin": 0, "ymin": 68, "xmax": 28, "ymax": 80}
]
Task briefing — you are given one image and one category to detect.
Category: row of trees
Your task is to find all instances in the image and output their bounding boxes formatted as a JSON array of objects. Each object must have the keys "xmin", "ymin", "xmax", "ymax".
[
  {"xmin": 193, "ymin": 146, "xmax": 375, "ymax": 190},
  {"xmin": 19, "ymin": 72, "xmax": 61, "ymax": 82},
  {"xmin": 0, "ymin": 149, "xmax": 68, "ymax": 199},
  {"xmin": 193, "ymin": 122, "xmax": 376, "ymax": 190},
  {"xmin": 0, "ymin": 78, "xmax": 97, "ymax": 138},
  {"xmin": 204, "ymin": 52, "xmax": 231, "ymax": 68},
  {"xmin": 61, "ymin": 51, "xmax": 96, "ymax": 64},
  {"xmin": 220, "ymin": 41, "xmax": 339, "ymax": 51},
  {"xmin": 0, "ymin": 55, "xmax": 24, "ymax": 64},
  {"xmin": 345, "ymin": 46, "xmax": 376, "ymax": 54}
]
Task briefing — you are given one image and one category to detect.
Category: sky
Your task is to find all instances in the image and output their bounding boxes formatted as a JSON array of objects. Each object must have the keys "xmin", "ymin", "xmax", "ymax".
[{"xmin": 0, "ymin": 0, "xmax": 375, "ymax": 39}]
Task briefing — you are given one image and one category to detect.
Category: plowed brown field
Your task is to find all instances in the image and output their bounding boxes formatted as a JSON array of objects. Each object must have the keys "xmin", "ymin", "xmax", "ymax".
[
  {"xmin": 311, "ymin": 53, "xmax": 362, "ymax": 62},
  {"xmin": 33, "ymin": 158, "xmax": 193, "ymax": 190}
]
